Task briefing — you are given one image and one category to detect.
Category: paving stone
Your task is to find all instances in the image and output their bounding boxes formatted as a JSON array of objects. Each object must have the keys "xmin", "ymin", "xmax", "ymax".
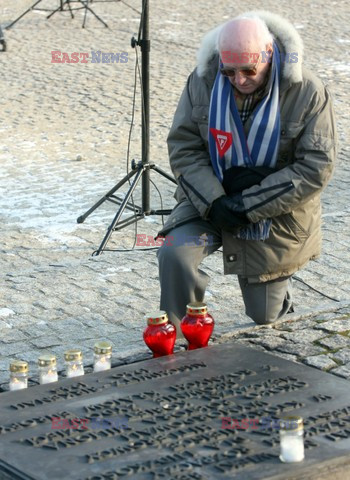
[
  {"xmin": 19, "ymin": 324, "xmax": 52, "ymax": 338},
  {"xmin": 248, "ymin": 336, "xmax": 287, "ymax": 351},
  {"xmin": 0, "ymin": 341, "xmax": 33, "ymax": 356},
  {"xmin": 234, "ymin": 340, "xmax": 268, "ymax": 353},
  {"xmin": 331, "ymin": 363, "xmax": 350, "ymax": 379},
  {"xmin": 314, "ymin": 318, "xmax": 350, "ymax": 333},
  {"xmin": 30, "ymin": 335, "xmax": 66, "ymax": 349},
  {"xmin": 314, "ymin": 312, "xmax": 348, "ymax": 322},
  {"xmin": 331, "ymin": 349, "xmax": 350, "ymax": 365},
  {"xmin": 0, "ymin": 308, "xmax": 15, "ymax": 317},
  {"xmin": 50, "ymin": 319, "xmax": 87, "ymax": 332},
  {"xmin": 303, "ymin": 355, "xmax": 338, "ymax": 371},
  {"xmin": 1, "ymin": 330, "xmax": 29, "ymax": 343},
  {"xmin": 275, "ymin": 343, "xmax": 326, "ymax": 357},
  {"xmin": 271, "ymin": 352, "xmax": 298, "ymax": 363},
  {"xmin": 279, "ymin": 329, "xmax": 326, "ymax": 344},
  {"xmin": 273, "ymin": 317, "xmax": 327, "ymax": 332},
  {"xmin": 317, "ymin": 334, "xmax": 350, "ymax": 350}
]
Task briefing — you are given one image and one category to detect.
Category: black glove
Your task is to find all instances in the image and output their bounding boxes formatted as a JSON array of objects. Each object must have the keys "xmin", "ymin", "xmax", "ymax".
[
  {"xmin": 209, "ymin": 195, "xmax": 249, "ymax": 233},
  {"xmin": 222, "ymin": 166, "xmax": 275, "ymax": 195},
  {"xmin": 228, "ymin": 192, "xmax": 246, "ymax": 213}
]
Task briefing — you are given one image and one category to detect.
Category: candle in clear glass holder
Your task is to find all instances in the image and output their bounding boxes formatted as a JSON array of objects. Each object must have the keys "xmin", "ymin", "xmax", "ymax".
[
  {"xmin": 38, "ymin": 354, "xmax": 58, "ymax": 384},
  {"xmin": 279, "ymin": 416, "xmax": 304, "ymax": 463},
  {"xmin": 180, "ymin": 302, "xmax": 214, "ymax": 350},
  {"xmin": 64, "ymin": 349, "xmax": 84, "ymax": 378},
  {"xmin": 93, "ymin": 341, "xmax": 112, "ymax": 372},
  {"xmin": 9, "ymin": 360, "xmax": 28, "ymax": 391}
]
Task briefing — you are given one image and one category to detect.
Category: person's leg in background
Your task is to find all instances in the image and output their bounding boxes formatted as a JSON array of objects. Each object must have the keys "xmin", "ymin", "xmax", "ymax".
[
  {"xmin": 238, "ymin": 276, "xmax": 293, "ymax": 325},
  {"xmin": 157, "ymin": 219, "xmax": 221, "ymax": 338}
]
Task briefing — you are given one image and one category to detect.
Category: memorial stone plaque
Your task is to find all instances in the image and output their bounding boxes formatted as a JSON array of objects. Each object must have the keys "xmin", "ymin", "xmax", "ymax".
[{"xmin": 1, "ymin": 343, "xmax": 350, "ymax": 479}]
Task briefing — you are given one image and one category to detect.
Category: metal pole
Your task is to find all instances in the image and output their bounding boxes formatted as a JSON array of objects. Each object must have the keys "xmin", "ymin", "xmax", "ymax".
[{"xmin": 140, "ymin": 0, "xmax": 151, "ymax": 214}]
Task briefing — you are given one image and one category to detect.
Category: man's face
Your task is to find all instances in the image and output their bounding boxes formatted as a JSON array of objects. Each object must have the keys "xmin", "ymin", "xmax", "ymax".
[{"xmin": 220, "ymin": 48, "xmax": 272, "ymax": 95}]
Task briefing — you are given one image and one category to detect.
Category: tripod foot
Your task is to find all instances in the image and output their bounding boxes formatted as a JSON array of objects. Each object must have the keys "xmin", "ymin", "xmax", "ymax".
[{"xmin": 0, "ymin": 25, "xmax": 6, "ymax": 52}]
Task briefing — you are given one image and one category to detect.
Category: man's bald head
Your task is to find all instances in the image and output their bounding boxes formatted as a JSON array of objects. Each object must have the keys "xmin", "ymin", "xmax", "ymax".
[
  {"xmin": 218, "ymin": 17, "xmax": 273, "ymax": 54},
  {"xmin": 217, "ymin": 16, "xmax": 274, "ymax": 94}
]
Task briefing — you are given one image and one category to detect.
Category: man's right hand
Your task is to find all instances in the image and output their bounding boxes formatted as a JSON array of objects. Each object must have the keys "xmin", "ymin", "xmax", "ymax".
[{"xmin": 208, "ymin": 196, "xmax": 250, "ymax": 232}]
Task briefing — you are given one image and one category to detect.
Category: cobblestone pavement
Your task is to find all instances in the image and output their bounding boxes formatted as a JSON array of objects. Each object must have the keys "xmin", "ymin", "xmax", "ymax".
[{"xmin": 0, "ymin": 0, "xmax": 349, "ymax": 388}]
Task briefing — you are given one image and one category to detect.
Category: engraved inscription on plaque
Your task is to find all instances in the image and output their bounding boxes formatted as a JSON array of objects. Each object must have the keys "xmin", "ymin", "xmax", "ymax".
[{"xmin": 1, "ymin": 344, "xmax": 350, "ymax": 479}]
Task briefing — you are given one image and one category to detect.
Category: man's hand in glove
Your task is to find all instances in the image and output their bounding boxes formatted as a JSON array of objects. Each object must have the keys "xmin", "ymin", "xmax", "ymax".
[{"xmin": 208, "ymin": 194, "xmax": 250, "ymax": 233}]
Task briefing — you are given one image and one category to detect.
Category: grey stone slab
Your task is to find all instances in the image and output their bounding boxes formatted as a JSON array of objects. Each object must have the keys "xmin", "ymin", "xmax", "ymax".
[
  {"xmin": 303, "ymin": 355, "xmax": 338, "ymax": 370},
  {"xmin": 0, "ymin": 341, "xmax": 33, "ymax": 357},
  {"xmin": 30, "ymin": 336, "xmax": 65, "ymax": 349},
  {"xmin": 337, "ymin": 307, "xmax": 350, "ymax": 315},
  {"xmin": 1, "ymin": 330, "xmax": 29, "ymax": 344},
  {"xmin": 49, "ymin": 319, "xmax": 86, "ymax": 333},
  {"xmin": 331, "ymin": 349, "xmax": 350, "ymax": 365},
  {"xmin": 273, "ymin": 318, "xmax": 325, "ymax": 332},
  {"xmin": 280, "ymin": 329, "xmax": 326, "ymax": 344},
  {"xmin": 314, "ymin": 312, "xmax": 349, "ymax": 322},
  {"xmin": 276, "ymin": 343, "xmax": 326, "ymax": 357},
  {"xmin": 331, "ymin": 363, "xmax": 350, "ymax": 379},
  {"xmin": 0, "ymin": 327, "xmax": 12, "ymax": 337},
  {"xmin": 314, "ymin": 318, "xmax": 350, "ymax": 333},
  {"xmin": 317, "ymin": 334, "xmax": 350, "ymax": 350},
  {"xmin": 249, "ymin": 336, "xmax": 287, "ymax": 351},
  {"xmin": 271, "ymin": 352, "xmax": 298, "ymax": 363},
  {"xmin": 19, "ymin": 324, "xmax": 52, "ymax": 339}
]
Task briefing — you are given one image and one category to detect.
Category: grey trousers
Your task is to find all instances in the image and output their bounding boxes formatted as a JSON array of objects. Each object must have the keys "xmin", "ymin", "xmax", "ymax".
[{"xmin": 157, "ymin": 219, "xmax": 293, "ymax": 338}]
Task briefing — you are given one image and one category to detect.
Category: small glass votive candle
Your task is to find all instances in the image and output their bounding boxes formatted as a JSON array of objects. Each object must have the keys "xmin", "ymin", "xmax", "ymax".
[
  {"xmin": 38, "ymin": 354, "xmax": 58, "ymax": 384},
  {"xmin": 279, "ymin": 416, "xmax": 304, "ymax": 463},
  {"xmin": 9, "ymin": 360, "xmax": 28, "ymax": 391},
  {"xmin": 93, "ymin": 341, "xmax": 112, "ymax": 372},
  {"xmin": 64, "ymin": 349, "xmax": 84, "ymax": 378}
]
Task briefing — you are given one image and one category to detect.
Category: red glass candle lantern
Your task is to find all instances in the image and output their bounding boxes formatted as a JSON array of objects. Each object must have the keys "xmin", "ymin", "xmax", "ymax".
[
  {"xmin": 181, "ymin": 302, "xmax": 214, "ymax": 350},
  {"xmin": 143, "ymin": 311, "xmax": 176, "ymax": 358}
]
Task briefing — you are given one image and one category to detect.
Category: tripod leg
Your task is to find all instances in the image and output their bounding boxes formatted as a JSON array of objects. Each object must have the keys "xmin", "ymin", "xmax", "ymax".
[
  {"xmin": 79, "ymin": 0, "xmax": 109, "ymax": 28},
  {"xmin": 5, "ymin": 0, "xmax": 43, "ymax": 29},
  {"xmin": 47, "ymin": 2, "xmax": 66, "ymax": 19},
  {"xmin": 151, "ymin": 165, "xmax": 178, "ymax": 185},
  {"xmin": 94, "ymin": 167, "xmax": 144, "ymax": 255},
  {"xmin": 66, "ymin": 0, "xmax": 75, "ymax": 19},
  {"xmin": 77, "ymin": 167, "xmax": 138, "ymax": 224},
  {"xmin": 82, "ymin": 1, "xmax": 88, "ymax": 28}
]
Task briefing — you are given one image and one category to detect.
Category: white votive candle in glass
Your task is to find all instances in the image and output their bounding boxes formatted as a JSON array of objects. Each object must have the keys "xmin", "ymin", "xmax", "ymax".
[
  {"xmin": 64, "ymin": 349, "xmax": 84, "ymax": 378},
  {"xmin": 279, "ymin": 416, "xmax": 304, "ymax": 463},
  {"xmin": 93, "ymin": 341, "xmax": 112, "ymax": 372},
  {"xmin": 38, "ymin": 355, "xmax": 58, "ymax": 384},
  {"xmin": 9, "ymin": 360, "xmax": 28, "ymax": 391}
]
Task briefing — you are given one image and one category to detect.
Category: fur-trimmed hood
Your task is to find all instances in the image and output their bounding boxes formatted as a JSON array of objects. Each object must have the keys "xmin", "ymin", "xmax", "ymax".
[{"xmin": 196, "ymin": 11, "xmax": 304, "ymax": 83}]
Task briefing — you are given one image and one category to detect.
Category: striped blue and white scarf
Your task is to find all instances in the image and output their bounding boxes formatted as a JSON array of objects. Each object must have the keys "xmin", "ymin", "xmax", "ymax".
[{"xmin": 208, "ymin": 43, "xmax": 281, "ymax": 240}]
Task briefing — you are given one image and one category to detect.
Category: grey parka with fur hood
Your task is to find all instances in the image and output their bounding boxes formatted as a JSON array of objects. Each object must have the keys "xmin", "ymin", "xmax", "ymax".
[{"xmin": 159, "ymin": 11, "xmax": 337, "ymax": 282}]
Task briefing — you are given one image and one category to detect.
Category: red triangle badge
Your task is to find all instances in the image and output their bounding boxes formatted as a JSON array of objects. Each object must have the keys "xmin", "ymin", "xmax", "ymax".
[{"xmin": 210, "ymin": 128, "xmax": 233, "ymax": 157}]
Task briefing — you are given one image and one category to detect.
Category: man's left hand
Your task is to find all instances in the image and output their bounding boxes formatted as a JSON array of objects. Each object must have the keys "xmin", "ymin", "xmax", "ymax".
[{"xmin": 228, "ymin": 193, "xmax": 246, "ymax": 216}]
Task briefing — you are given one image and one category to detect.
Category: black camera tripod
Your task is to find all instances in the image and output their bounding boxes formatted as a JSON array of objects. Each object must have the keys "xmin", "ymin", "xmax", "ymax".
[
  {"xmin": 77, "ymin": 0, "xmax": 177, "ymax": 255},
  {"xmin": 5, "ymin": 0, "xmax": 109, "ymax": 30}
]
